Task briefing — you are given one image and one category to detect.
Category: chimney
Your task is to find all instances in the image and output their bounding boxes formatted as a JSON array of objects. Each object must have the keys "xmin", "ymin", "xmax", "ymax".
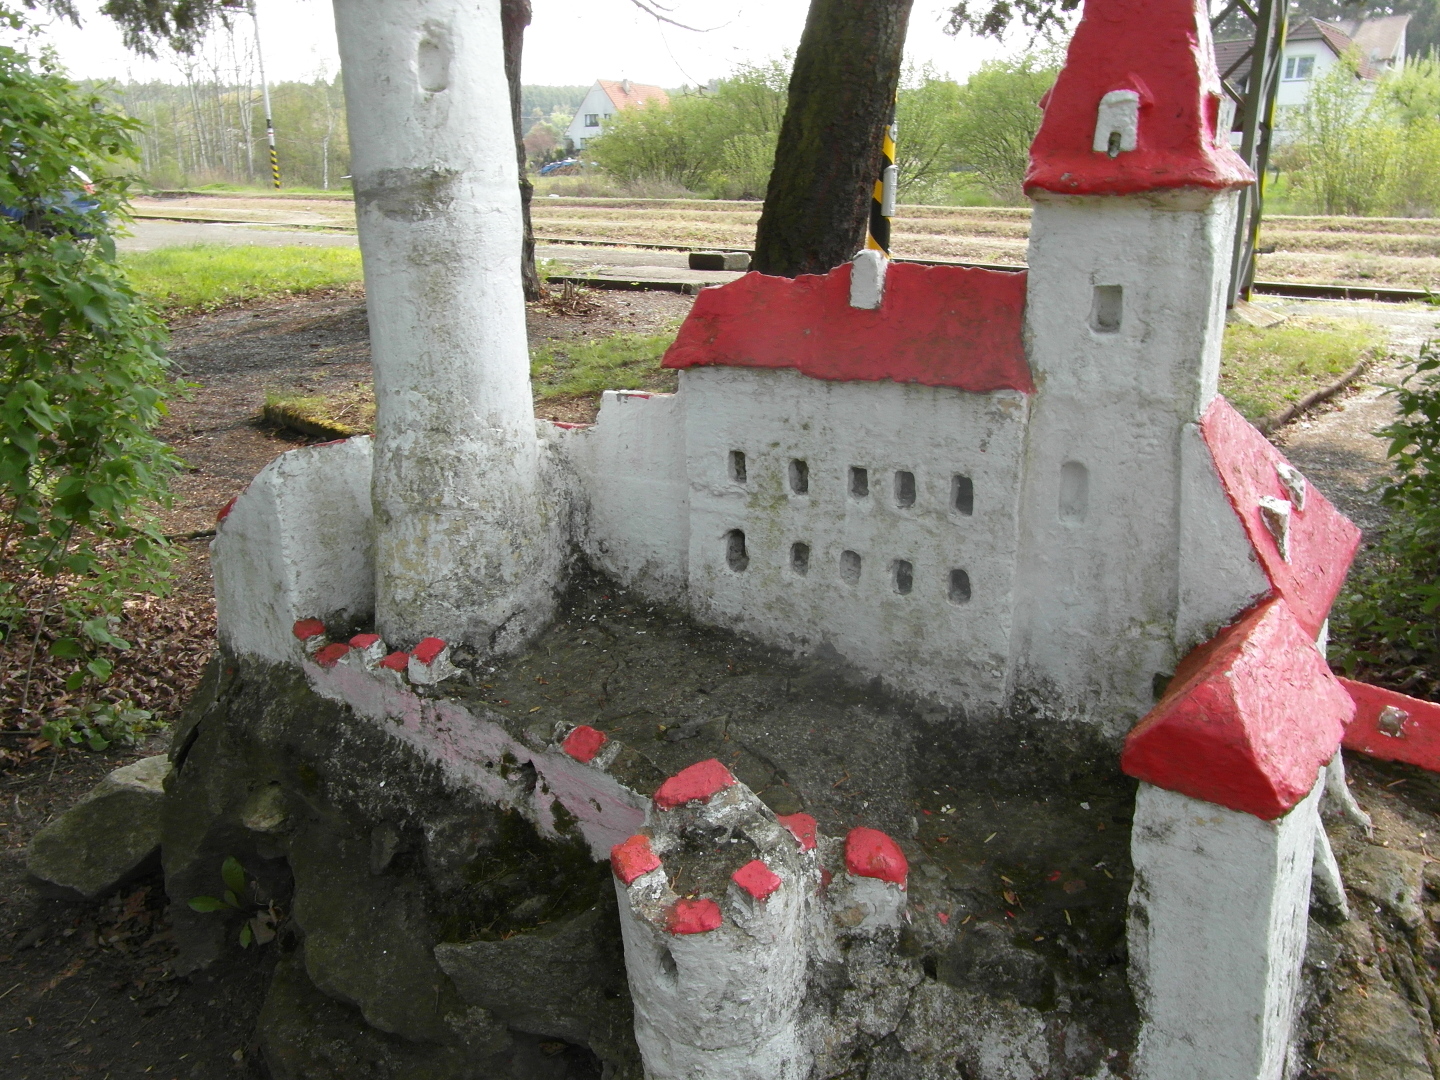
[{"xmin": 622, "ymin": 78, "xmax": 631, "ymax": 94}]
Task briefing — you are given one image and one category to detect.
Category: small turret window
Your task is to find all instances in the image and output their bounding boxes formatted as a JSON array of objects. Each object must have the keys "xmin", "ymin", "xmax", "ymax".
[{"xmin": 1092, "ymin": 89, "xmax": 1139, "ymax": 158}]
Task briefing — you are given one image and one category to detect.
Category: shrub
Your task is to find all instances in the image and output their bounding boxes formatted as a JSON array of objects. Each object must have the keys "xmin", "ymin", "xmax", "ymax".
[{"xmin": 1331, "ymin": 340, "xmax": 1440, "ymax": 700}]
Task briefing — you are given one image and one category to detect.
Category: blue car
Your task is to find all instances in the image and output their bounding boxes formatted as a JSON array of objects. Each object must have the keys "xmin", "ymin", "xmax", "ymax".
[
  {"xmin": 539, "ymin": 158, "xmax": 580, "ymax": 176},
  {"xmin": 1, "ymin": 165, "xmax": 103, "ymax": 237}
]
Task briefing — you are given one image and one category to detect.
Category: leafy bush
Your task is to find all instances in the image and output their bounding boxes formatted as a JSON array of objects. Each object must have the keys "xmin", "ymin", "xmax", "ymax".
[
  {"xmin": 1331, "ymin": 341, "xmax": 1440, "ymax": 700},
  {"xmin": 0, "ymin": 12, "xmax": 180, "ymax": 714},
  {"xmin": 948, "ymin": 54, "xmax": 1060, "ymax": 204}
]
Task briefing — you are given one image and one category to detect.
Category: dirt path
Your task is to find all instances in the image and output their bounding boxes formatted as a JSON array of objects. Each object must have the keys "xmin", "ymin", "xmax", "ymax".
[{"xmin": 1271, "ymin": 299, "xmax": 1440, "ymax": 537}]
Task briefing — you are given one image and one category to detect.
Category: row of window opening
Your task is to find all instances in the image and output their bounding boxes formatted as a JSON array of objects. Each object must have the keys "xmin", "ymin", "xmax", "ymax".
[
  {"xmin": 724, "ymin": 530, "xmax": 971, "ymax": 603},
  {"xmin": 727, "ymin": 451, "xmax": 974, "ymax": 516}
]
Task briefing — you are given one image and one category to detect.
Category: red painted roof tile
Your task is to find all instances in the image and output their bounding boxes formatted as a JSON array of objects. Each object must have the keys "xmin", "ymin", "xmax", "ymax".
[
  {"xmin": 1341, "ymin": 679, "xmax": 1440, "ymax": 772},
  {"xmin": 844, "ymin": 827, "xmax": 908, "ymax": 886},
  {"xmin": 349, "ymin": 633, "xmax": 382, "ymax": 649},
  {"xmin": 412, "ymin": 637, "xmax": 447, "ymax": 665},
  {"xmin": 292, "ymin": 618, "xmax": 326, "ymax": 641},
  {"xmin": 731, "ymin": 859, "xmax": 783, "ymax": 901},
  {"xmin": 1026, "ymin": 0, "xmax": 1254, "ymax": 196},
  {"xmin": 654, "ymin": 759, "xmax": 737, "ymax": 810},
  {"xmin": 1122, "ymin": 598, "xmax": 1353, "ymax": 818},
  {"xmin": 662, "ymin": 261, "xmax": 1032, "ymax": 394},
  {"xmin": 379, "ymin": 651, "xmax": 410, "ymax": 672},
  {"xmin": 610, "ymin": 834, "xmax": 662, "ymax": 885},
  {"xmin": 562, "ymin": 725, "xmax": 608, "ymax": 764},
  {"xmin": 314, "ymin": 643, "xmax": 351, "ymax": 668},
  {"xmin": 665, "ymin": 897, "xmax": 723, "ymax": 935},
  {"xmin": 778, "ymin": 812, "xmax": 818, "ymax": 851},
  {"xmin": 1200, "ymin": 396, "xmax": 1361, "ymax": 637}
]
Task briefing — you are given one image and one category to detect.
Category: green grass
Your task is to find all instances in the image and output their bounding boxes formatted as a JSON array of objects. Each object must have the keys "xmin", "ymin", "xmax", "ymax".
[
  {"xmin": 530, "ymin": 331, "xmax": 678, "ymax": 400},
  {"xmin": 121, "ymin": 244, "xmax": 364, "ymax": 313},
  {"xmin": 1219, "ymin": 315, "xmax": 1384, "ymax": 421}
]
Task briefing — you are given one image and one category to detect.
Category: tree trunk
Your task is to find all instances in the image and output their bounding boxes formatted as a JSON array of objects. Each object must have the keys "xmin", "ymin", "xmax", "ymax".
[
  {"xmin": 501, "ymin": 0, "xmax": 544, "ymax": 301},
  {"xmin": 752, "ymin": 0, "xmax": 914, "ymax": 277}
]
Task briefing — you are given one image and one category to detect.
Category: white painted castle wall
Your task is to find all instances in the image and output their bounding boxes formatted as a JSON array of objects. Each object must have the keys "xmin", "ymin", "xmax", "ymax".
[
  {"xmin": 1175, "ymin": 423, "xmax": 1272, "ymax": 652},
  {"xmin": 1012, "ymin": 191, "xmax": 1239, "ymax": 731},
  {"xmin": 564, "ymin": 390, "xmax": 690, "ymax": 599},
  {"xmin": 212, "ymin": 438, "xmax": 375, "ymax": 665},
  {"xmin": 1128, "ymin": 779, "xmax": 1321, "ymax": 1080},
  {"xmin": 333, "ymin": 0, "xmax": 560, "ymax": 653},
  {"xmin": 681, "ymin": 366, "xmax": 1029, "ymax": 712}
]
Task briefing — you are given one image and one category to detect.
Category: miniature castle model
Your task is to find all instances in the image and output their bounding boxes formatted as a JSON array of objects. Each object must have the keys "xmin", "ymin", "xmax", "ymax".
[{"xmin": 208, "ymin": 0, "xmax": 1430, "ymax": 1076}]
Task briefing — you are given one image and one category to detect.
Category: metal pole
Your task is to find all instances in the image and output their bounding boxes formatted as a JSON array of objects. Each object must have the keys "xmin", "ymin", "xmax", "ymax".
[
  {"xmin": 249, "ymin": 0, "xmax": 280, "ymax": 189},
  {"xmin": 866, "ymin": 102, "xmax": 897, "ymax": 256},
  {"xmin": 1212, "ymin": 0, "xmax": 1286, "ymax": 305}
]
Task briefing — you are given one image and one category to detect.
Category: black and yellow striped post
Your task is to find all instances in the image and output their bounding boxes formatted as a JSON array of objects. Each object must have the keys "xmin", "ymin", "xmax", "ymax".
[
  {"xmin": 866, "ymin": 103, "xmax": 897, "ymax": 255},
  {"xmin": 266, "ymin": 119, "xmax": 280, "ymax": 189}
]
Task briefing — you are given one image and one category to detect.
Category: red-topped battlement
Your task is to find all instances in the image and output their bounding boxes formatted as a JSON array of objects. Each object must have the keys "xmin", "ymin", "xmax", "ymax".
[{"xmin": 1025, "ymin": 0, "xmax": 1254, "ymax": 197}]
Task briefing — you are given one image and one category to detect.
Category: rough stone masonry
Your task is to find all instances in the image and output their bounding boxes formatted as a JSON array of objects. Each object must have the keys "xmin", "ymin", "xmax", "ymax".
[{"xmin": 63, "ymin": 0, "xmax": 1440, "ymax": 1076}]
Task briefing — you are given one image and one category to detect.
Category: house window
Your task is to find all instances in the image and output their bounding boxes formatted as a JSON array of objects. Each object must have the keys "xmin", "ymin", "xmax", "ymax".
[
  {"xmin": 1284, "ymin": 55, "xmax": 1315, "ymax": 81},
  {"xmin": 584, "ymin": 113, "xmax": 600, "ymax": 127}
]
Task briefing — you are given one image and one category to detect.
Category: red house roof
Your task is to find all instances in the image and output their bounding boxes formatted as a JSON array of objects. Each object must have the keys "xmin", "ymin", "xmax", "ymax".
[
  {"xmin": 1025, "ymin": 0, "xmax": 1254, "ymax": 197},
  {"xmin": 662, "ymin": 261, "xmax": 1033, "ymax": 394}
]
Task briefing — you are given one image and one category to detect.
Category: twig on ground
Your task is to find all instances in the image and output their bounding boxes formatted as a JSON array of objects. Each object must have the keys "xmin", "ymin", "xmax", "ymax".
[{"xmin": 1259, "ymin": 355, "xmax": 1374, "ymax": 435}]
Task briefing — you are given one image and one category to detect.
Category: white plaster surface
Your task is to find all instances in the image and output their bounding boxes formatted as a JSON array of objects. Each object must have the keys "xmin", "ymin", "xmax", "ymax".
[
  {"xmin": 1128, "ymin": 778, "xmax": 1322, "ymax": 1080},
  {"xmin": 564, "ymin": 390, "xmax": 689, "ymax": 599},
  {"xmin": 1012, "ymin": 190, "xmax": 1239, "ymax": 731},
  {"xmin": 681, "ymin": 366, "xmax": 1029, "ymax": 712},
  {"xmin": 1175, "ymin": 423, "xmax": 1272, "ymax": 653},
  {"xmin": 849, "ymin": 250, "xmax": 887, "ymax": 310},
  {"xmin": 616, "ymin": 782, "xmax": 815, "ymax": 1080},
  {"xmin": 212, "ymin": 438, "xmax": 375, "ymax": 665},
  {"xmin": 1092, "ymin": 90, "xmax": 1140, "ymax": 154},
  {"xmin": 334, "ymin": 0, "xmax": 561, "ymax": 652}
]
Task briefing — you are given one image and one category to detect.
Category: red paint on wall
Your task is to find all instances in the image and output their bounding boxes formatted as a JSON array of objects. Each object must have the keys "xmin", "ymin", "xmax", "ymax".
[
  {"xmin": 292, "ymin": 618, "xmax": 326, "ymax": 642},
  {"xmin": 1200, "ymin": 396, "xmax": 1361, "ymax": 637},
  {"xmin": 216, "ymin": 495, "xmax": 239, "ymax": 525},
  {"xmin": 1122, "ymin": 598, "xmax": 1353, "ymax": 819},
  {"xmin": 1025, "ymin": 0, "xmax": 1254, "ymax": 196},
  {"xmin": 349, "ymin": 633, "xmax": 382, "ymax": 649},
  {"xmin": 731, "ymin": 859, "xmax": 783, "ymax": 901},
  {"xmin": 653, "ymin": 759, "xmax": 737, "ymax": 810},
  {"xmin": 778, "ymin": 812, "xmax": 818, "ymax": 851},
  {"xmin": 562, "ymin": 725, "xmax": 609, "ymax": 764},
  {"xmin": 662, "ymin": 261, "xmax": 1032, "ymax": 394},
  {"xmin": 844, "ymin": 827, "xmax": 909, "ymax": 886},
  {"xmin": 610, "ymin": 834, "xmax": 662, "ymax": 885},
  {"xmin": 665, "ymin": 897, "xmax": 723, "ymax": 935},
  {"xmin": 379, "ymin": 651, "xmax": 410, "ymax": 672},
  {"xmin": 1340, "ymin": 679, "xmax": 1440, "ymax": 772},
  {"xmin": 412, "ymin": 637, "xmax": 447, "ymax": 665}
]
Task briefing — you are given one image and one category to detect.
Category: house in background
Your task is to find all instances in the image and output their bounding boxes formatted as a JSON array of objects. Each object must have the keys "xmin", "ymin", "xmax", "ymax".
[
  {"xmin": 564, "ymin": 79, "xmax": 670, "ymax": 151},
  {"xmin": 1215, "ymin": 14, "xmax": 1408, "ymax": 118}
]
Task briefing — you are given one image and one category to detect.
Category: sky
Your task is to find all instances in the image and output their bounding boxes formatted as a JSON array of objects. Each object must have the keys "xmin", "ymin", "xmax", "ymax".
[{"xmin": 23, "ymin": 0, "xmax": 1029, "ymax": 88}]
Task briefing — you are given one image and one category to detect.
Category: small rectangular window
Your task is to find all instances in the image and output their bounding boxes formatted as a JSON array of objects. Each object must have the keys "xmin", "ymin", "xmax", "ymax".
[
  {"xmin": 892, "ymin": 559, "xmax": 913, "ymax": 595},
  {"xmin": 790, "ymin": 542, "xmax": 810, "ymax": 575},
  {"xmin": 789, "ymin": 459, "xmax": 809, "ymax": 494},
  {"xmin": 728, "ymin": 450, "xmax": 747, "ymax": 484},
  {"xmin": 951, "ymin": 475, "xmax": 974, "ymax": 516},
  {"xmin": 584, "ymin": 113, "xmax": 600, "ymax": 127},
  {"xmin": 1284, "ymin": 57, "xmax": 1295, "ymax": 79},
  {"xmin": 849, "ymin": 467, "xmax": 869, "ymax": 498},
  {"xmin": 1090, "ymin": 285, "xmax": 1122, "ymax": 333},
  {"xmin": 1296, "ymin": 56, "xmax": 1314, "ymax": 79},
  {"xmin": 894, "ymin": 471, "xmax": 915, "ymax": 509}
]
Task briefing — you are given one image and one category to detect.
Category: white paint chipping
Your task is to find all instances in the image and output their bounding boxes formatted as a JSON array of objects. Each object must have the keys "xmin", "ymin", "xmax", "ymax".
[
  {"xmin": 333, "ymin": 0, "xmax": 562, "ymax": 653},
  {"xmin": 1128, "ymin": 779, "xmax": 1322, "ymax": 1080},
  {"xmin": 211, "ymin": 438, "xmax": 375, "ymax": 665}
]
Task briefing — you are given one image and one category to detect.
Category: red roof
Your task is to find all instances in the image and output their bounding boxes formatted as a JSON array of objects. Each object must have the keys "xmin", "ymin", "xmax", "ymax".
[
  {"xmin": 1122, "ymin": 598, "xmax": 1353, "ymax": 819},
  {"xmin": 1199, "ymin": 396, "xmax": 1360, "ymax": 638},
  {"xmin": 1026, "ymin": 0, "xmax": 1254, "ymax": 196},
  {"xmin": 662, "ymin": 261, "xmax": 1033, "ymax": 393},
  {"xmin": 597, "ymin": 79, "xmax": 669, "ymax": 112}
]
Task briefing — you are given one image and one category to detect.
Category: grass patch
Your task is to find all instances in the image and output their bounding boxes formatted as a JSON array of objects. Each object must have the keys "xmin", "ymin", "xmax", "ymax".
[
  {"xmin": 121, "ymin": 243, "xmax": 364, "ymax": 313},
  {"xmin": 1219, "ymin": 315, "xmax": 1384, "ymax": 421},
  {"xmin": 530, "ymin": 330, "xmax": 678, "ymax": 400},
  {"xmin": 263, "ymin": 387, "xmax": 375, "ymax": 438}
]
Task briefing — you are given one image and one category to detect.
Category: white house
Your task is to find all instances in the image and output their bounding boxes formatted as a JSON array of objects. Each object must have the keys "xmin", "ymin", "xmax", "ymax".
[
  {"xmin": 564, "ymin": 79, "xmax": 669, "ymax": 151},
  {"xmin": 1215, "ymin": 14, "xmax": 1409, "ymax": 115}
]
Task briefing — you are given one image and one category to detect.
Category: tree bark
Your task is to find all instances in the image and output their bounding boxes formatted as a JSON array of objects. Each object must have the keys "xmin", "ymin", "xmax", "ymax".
[
  {"xmin": 501, "ymin": 0, "xmax": 544, "ymax": 301},
  {"xmin": 753, "ymin": 0, "xmax": 914, "ymax": 277}
]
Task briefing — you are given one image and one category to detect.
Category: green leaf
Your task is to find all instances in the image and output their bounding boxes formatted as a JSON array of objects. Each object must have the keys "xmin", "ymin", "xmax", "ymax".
[
  {"xmin": 221, "ymin": 856, "xmax": 247, "ymax": 896},
  {"xmin": 64, "ymin": 670, "xmax": 85, "ymax": 691},
  {"xmin": 239, "ymin": 923, "xmax": 253, "ymax": 948},
  {"xmin": 223, "ymin": 890, "xmax": 241, "ymax": 909},
  {"xmin": 48, "ymin": 637, "xmax": 83, "ymax": 658},
  {"xmin": 188, "ymin": 896, "xmax": 227, "ymax": 913},
  {"xmin": 86, "ymin": 732, "xmax": 110, "ymax": 751},
  {"xmin": 85, "ymin": 656, "xmax": 113, "ymax": 682}
]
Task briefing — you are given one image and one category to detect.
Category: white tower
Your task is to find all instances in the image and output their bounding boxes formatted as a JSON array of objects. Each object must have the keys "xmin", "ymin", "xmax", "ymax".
[{"xmin": 1009, "ymin": 0, "xmax": 1256, "ymax": 732}]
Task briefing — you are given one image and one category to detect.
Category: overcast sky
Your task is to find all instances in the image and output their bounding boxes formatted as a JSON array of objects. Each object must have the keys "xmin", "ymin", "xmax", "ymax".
[{"xmin": 25, "ymin": 0, "xmax": 1028, "ymax": 88}]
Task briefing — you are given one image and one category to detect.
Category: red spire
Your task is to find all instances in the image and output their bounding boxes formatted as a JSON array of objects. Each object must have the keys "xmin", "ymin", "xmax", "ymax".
[{"xmin": 1025, "ymin": 0, "xmax": 1254, "ymax": 196}]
